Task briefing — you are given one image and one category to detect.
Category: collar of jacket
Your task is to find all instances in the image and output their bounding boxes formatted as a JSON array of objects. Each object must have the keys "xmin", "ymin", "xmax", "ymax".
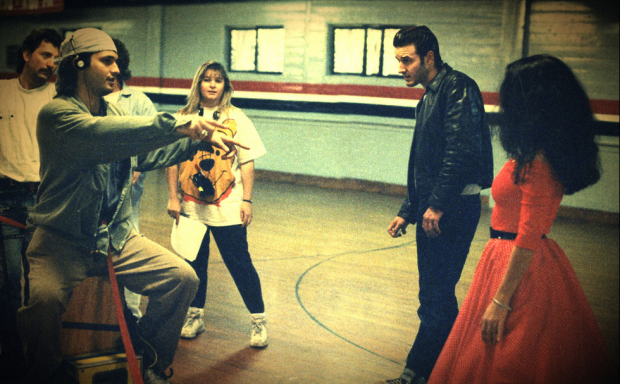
[
  {"xmin": 426, "ymin": 63, "xmax": 453, "ymax": 93},
  {"xmin": 119, "ymin": 82, "xmax": 133, "ymax": 99}
]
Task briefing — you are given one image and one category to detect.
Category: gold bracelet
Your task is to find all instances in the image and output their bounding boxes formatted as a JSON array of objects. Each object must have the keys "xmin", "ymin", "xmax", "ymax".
[{"xmin": 492, "ymin": 298, "xmax": 512, "ymax": 311}]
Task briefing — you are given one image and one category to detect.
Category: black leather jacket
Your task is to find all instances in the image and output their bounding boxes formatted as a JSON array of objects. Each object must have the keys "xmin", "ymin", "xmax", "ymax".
[{"xmin": 398, "ymin": 64, "xmax": 493, "ymax": 223}]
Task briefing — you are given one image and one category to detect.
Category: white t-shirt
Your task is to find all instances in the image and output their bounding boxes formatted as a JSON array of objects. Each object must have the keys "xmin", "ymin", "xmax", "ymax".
[
  {"xmin": 0, "ymin": 78, "xmax": 56, "ymax": 182},
  {"xmin": 179, "ymin": 106, "xmax": 266, "ymax": 226}
]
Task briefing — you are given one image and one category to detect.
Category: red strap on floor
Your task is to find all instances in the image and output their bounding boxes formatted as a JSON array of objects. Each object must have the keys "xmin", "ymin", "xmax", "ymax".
[
  {"xmin": 106, "ymin": 249, "xmax": 144, "ymax": 384},
  {"xmin": 0, "ymin": 215, "xmax": 27, "ymax": 229}
]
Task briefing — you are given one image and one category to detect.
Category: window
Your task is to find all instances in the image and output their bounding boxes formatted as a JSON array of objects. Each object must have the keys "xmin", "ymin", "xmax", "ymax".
[
  {"xmin": 331, "ymin": 26, "xmax": 402, "ymax": 77},
  {"xmin": 229, "ymin": 27, "xmax": 285, "ymax": 74}
]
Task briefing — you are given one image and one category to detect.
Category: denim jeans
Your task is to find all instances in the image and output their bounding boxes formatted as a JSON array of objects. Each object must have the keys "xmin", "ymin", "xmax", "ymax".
[{"xmin": 1, "ymin": 191, "xmax": 36, "ymax": 316}]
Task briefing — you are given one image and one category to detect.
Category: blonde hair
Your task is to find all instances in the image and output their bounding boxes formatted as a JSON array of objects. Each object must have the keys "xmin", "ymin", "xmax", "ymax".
[{"xmin": 178, "ymin": 61, "xmax": 234, "ymax": 117}]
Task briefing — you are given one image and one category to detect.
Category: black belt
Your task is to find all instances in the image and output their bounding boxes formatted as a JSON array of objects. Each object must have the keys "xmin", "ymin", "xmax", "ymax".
[
  {"xmin": 0, "ymin": 178, "xmax": 39, "ymax": 191},
  {"xmin": 490, "ymin": 227, "xmax": 546, "ymax": 240}
]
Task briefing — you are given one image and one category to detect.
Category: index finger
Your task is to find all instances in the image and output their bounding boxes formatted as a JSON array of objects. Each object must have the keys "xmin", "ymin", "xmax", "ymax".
[
  {"xmin": 207, "ymin": 120, "xmax": 230, "ymax": 130},
  {"xmin": 497, "ymin": 318, "xmax": 505, "ymax": 342},
  {"xmin": 220, "ymin": 146, "xmax": 237, "ymax": 160},
  {"xmin": 226, "ymin": 137, "xmax": 250, "ymax": 150},
  {"xmin": 433, "ymin": 220, "xmax": 441, "ymax": 236}
]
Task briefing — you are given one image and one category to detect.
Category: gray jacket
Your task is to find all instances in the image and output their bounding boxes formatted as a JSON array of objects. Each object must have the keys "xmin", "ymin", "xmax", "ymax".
[{"xmin": 30, "ymin": 94, "xmax": 201, "ymax": 254}]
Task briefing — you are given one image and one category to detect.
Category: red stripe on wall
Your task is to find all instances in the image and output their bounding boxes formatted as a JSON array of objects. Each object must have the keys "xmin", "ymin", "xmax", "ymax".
[
  {"xmin": 590, "ymin": 99, "xmax": 620, "ymax": 116},
  {"xmin": 124, "ymin": 78, "xmax": 503, "ymax": 107},
  {"xmin": 160, "ymin": 78, "xmax": 193, "ymax": 89},
  {"xmin": 131, "ymin": 78, "xmax": 619, "ymax": 114},
  {"xmin": 1, "ymin": 72, "xmax": 615, "ymax": 116},
  {"xmin": 231, "ymin": 80, "xmax": 427, "ymax": 100}
]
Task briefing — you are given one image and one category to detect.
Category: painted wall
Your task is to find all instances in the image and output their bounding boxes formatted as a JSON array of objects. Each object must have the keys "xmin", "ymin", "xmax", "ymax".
[{"xmin": 1, "ymin": 0, "xmax": 618, "ymax": 213}]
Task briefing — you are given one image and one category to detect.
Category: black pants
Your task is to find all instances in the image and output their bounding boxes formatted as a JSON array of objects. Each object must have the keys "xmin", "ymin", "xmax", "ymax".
[
  {"xmin": 188, "ymin": 224, "xmax": 265, "ymax": 314},
  {"xmin": 405, "ymin": 194, "xmax": 481, "ymax": 378}
]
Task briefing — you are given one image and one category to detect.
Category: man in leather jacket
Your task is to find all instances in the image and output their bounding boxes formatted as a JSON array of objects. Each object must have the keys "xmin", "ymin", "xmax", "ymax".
[{"xmin": 386, "ymin": 26, "xmax": 493, "ymax": 384}]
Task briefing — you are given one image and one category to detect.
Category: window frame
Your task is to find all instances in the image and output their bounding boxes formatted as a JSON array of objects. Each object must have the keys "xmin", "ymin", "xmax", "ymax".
[
  {"xmin": 329, "ymin": 25, "xmax": 405, "ymax": 78},
  {"xmin": 227, "ymin": 26, "xmax": 285, "ymax": 75}
]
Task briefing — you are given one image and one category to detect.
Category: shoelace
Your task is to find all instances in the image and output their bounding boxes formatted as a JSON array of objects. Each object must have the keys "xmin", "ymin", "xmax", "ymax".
[
  {"xmin": 252, "ymin": 321, "xmax": 263, "ymax": 335},
  {"xmin": 186, "ymin": 318, "xmax": 197, "ymax": 328}
]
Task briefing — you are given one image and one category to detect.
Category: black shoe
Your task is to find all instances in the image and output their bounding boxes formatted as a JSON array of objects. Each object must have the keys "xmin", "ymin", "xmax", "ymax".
[
  {"xmin": 385, "ymin": 379, "xmax": 408, "ymax": 384},
  {"xmin": 385, "ymin": 372, "xmax": 427, "ymax": 384}
]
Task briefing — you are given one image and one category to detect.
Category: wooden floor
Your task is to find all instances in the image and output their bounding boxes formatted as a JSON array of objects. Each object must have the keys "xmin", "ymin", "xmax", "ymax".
[{"xmin": 135, "ymin": 169, "xmax": 618, "ymax": 384}]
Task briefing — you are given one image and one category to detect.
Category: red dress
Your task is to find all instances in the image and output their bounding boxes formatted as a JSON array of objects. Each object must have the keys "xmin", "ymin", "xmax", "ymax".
[{"xmin": 428, "ymin": 160, "xmax": 614, "ymax": 384}]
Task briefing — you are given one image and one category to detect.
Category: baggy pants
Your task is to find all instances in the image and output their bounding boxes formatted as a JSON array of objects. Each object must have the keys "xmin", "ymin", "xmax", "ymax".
[{"xmin": 17, "ymin": 226, "xmax": 199, "ymax": 383}]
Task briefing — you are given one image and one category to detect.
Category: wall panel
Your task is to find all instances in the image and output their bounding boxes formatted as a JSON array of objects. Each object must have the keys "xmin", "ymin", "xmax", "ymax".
[
  {"xmin": 528, "ymin": 0, "xmax": 619, "ymax": 100},
  {"xmin": 0, "ymin": 0, "xmax": 617, "ymax": 213}
]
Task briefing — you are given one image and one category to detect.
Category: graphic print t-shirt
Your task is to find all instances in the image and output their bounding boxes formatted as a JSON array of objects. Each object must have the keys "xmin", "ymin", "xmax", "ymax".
[{"xmin": 178, "ymin": 106, "xmax": 266, "ymax": 226}]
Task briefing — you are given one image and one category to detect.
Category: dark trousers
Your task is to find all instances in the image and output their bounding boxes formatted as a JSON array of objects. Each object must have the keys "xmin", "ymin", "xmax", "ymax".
[
  {"xmin": 189, "ymin": 224, "xmax": 264, "ymax": 314},
  {"xmin": 405, "ymin": 194, "xmax": 481, "ymax": 378},
  {"xmin": 0, "ymin": 188, "xmax": 36, "ymax": 379}
]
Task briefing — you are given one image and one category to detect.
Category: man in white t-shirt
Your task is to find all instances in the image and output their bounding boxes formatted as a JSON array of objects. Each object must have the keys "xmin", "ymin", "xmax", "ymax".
[{"xmin": 0, "ymin": 28, "xmax": 62, "ymax": 378}]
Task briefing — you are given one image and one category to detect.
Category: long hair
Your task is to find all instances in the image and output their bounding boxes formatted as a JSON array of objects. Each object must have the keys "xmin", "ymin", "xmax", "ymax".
[
  {"xmin": 54, "ymin": 53, "xmax": 92, "ymax": 98},
  {"xmin": 178, "ymin": 61, "xmax": 234, "ymax": 117},
  {"xmin": 16, "ymin": 28, "xmax": 62, "ymax": 74},
  {"xmin": 112, "ymin": 38, "xmax": 132, "ymax": 83},
  {"xmin": 498, "ymin": 54, "xmax": 600, "ymax": 195}
]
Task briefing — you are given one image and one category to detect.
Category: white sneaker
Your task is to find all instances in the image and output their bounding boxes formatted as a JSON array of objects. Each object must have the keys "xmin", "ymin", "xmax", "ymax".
[
  {"xmin": 250, "ymin": 313, "xmax": 268, "ymax": 348},
  {"xmin": 180, "ymin": 307, "xmax": 205, "ymax": 339}
]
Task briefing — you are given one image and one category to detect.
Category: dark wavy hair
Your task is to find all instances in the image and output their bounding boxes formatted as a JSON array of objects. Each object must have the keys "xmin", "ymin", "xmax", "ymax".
[
  {"xmin": 498, "ymin": 54, "xmax": 600, "ymax": 195},
  {"xmin": 112, "ymin": 38, "xmax": 132, "ymax": 83},
  {"xmin": 16, "ymin": 28, "xmax": 63, "ymax": 74},
  {"xmin": 393, "ymin": 25, "xmax": 443, "ymax": 68},
  {"xmin": 54, "ymin": 53, "xmax": 93, "ymax": 97}
]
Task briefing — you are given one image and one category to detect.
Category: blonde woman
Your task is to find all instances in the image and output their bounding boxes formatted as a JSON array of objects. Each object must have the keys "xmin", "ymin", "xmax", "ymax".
[{"xmin": 166, "ymin": 61, "xmax": 268, "ymax": 347}]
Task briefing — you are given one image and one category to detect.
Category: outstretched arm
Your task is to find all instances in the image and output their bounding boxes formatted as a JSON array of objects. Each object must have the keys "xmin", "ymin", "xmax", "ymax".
[{"xmin": 177, "ymin": 118, "xmax": 250, "ymax": 158}]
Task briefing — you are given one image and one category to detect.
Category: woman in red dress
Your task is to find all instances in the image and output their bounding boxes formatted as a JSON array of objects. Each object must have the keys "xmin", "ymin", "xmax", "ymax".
[{"xmin": 428, "ymin": 55, "xmax": 614, "ymax": 383}]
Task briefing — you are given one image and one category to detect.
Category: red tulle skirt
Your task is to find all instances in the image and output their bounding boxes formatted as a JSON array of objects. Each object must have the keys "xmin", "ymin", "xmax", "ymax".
[{"xmin": 428, "ymin": 238, "xmax": 614, "ymax": 384}]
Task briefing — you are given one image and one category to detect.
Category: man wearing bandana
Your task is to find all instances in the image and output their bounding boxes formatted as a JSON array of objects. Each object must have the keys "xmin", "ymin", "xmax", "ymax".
[{"xmin": 17, "ymin": 28, "xmax": 247, "ymax": 384}]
